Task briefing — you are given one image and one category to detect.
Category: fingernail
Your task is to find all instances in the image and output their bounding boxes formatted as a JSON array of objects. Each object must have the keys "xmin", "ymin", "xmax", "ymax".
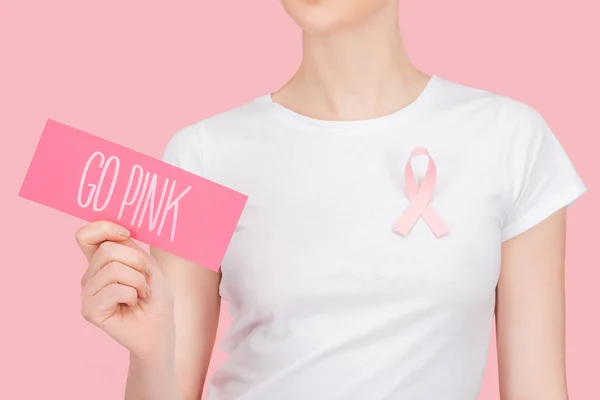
[
  {"xmin": 145, "ymin": 285, "xmax": 151, "ymax": 298},
  {"xmin": 145, "ymin": 266, "xmax": 152, "ymax": 277},
  {"xmin": 117, "ymin": 227, "xmax": 130, "ymax": 237}
]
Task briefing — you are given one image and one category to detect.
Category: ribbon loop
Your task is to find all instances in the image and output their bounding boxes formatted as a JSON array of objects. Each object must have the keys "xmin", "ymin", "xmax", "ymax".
[{"xmin": 393, "ymin": 147, "xmax": 449, "ymax": 238}]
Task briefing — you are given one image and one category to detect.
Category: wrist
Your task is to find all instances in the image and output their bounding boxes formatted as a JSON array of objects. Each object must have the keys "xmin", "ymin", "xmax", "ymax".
[
  {"xmin": 130, "ymin": 325, "xmax": 176, "ymax": 365},
  {"xmin": 127, "ymin": 320, "xmax": 175, "ymax": 360},
  {"xmin": 129, "ymin": 344, "xmax": 174, "ymax": 368}
]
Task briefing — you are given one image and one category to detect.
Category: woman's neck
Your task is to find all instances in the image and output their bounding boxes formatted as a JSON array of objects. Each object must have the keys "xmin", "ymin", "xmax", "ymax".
[{"xmin": 273, "ymin": 2, "xmax": 429, "ymax": 121}]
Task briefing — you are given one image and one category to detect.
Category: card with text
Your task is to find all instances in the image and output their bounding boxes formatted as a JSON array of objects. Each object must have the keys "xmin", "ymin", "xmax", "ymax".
[{"xmin": 19, "ymin": 119, "xmax": 248, "ymax": 271}]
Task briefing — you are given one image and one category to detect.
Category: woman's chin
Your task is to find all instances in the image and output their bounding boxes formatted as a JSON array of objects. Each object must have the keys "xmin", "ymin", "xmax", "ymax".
[{"xmin": 281, "ymin": 0, "xmax": 391, "ymax": 33}]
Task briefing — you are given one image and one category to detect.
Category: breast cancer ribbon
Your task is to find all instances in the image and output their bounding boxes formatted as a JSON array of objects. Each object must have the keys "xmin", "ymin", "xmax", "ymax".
[{"xmin": 393, "ymin": 147, "xmax": 449, "ymax": 238}]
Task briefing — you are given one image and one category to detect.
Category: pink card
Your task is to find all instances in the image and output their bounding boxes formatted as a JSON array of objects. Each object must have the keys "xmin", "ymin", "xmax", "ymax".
[{"xmin": 19, "ymin": 119, "xmax": 248, "ymax": 271}]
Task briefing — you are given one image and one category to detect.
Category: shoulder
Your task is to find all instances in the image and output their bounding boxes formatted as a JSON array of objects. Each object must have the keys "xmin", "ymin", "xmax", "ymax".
[
  {"xmin": 177, "ymin": 94, "xmax": 272, "ymax": 136},
  {"xmin": 433, "ymin": 76, "xmax": 552, "ymax": 155},
  {"xmin": 161, "ymin": 94, "xmax": 272, "ymax": 169},
  {"xmin": 436, "ymin": 75, "xmax": 548, "ymax": 130},
  {"xmin": 437, "ymin": 75, "xmax": 542, "ymax": 118},
  {"xmin": 498, "ymin": 93, "xmax": 549, "ymax": 141},
  {"xmin": 168, "ymin": 94, "xmax": 271, "ymax": 143}
]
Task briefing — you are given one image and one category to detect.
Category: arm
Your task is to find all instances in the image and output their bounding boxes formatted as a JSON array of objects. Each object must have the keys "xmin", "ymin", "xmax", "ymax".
[
  {"xmin": 496, "ymin": 208, "xmax": 569, "ymax": 399},
  {"xmin": 125, "ymin": 248, "xmax": 222, "ymax": 399}
]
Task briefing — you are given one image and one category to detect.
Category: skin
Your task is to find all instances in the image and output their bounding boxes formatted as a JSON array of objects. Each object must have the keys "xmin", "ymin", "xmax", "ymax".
[
  {"xmin": 497, "ymin": 209, "xmax": 569, "ymax": 399},
  {"xmin": 76, "ymin": 1, "xmax": 570, "ymax": 398}
]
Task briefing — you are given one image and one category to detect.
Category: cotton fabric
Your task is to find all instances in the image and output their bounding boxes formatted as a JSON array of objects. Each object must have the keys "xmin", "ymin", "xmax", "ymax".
[{"xmin": 162, "ymin": 75, "xmax": 587, "ymax": 400}]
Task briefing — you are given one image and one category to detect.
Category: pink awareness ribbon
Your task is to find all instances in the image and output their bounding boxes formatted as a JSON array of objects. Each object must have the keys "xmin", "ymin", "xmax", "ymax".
[{"xmin": 393, "ymin": 147, "xmax": 449, "ymax": 238}]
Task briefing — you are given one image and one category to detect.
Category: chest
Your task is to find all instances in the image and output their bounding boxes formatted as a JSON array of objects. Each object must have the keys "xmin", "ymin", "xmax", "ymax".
[{"xmin": 211, "ymin": 131, "xmax": 507, "ymax": 314}]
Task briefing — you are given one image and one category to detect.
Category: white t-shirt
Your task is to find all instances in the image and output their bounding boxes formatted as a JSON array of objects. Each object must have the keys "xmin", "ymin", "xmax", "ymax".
[{"xmin": 161, "ymin": 75, "xmax": 587, "ymax": 400}]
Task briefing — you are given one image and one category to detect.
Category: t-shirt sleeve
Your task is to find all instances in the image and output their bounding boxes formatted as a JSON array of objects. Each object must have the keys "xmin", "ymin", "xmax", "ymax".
[
  {"xmin": 160, "ymin": 122, "xmax": 205, "ymax": 176},
  {"xmin": 500, "ymin": 99, "xmax": 587, "ymax": 242}
]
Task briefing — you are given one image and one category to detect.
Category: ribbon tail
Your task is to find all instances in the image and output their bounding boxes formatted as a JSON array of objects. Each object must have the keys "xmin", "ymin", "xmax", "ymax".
[
  {"xmin": 421, "ymin": 206, "xmax": 450, "ymax": 238},
  {"xmin": 393, "ymin": 204, "xmax": 424, "ymax": 235}
]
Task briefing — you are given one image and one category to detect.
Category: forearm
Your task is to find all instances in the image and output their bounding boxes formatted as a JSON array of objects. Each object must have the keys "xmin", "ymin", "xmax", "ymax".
[{"xmin": 125, "ymin": 346, "xmax": 181, "ymax": 400}]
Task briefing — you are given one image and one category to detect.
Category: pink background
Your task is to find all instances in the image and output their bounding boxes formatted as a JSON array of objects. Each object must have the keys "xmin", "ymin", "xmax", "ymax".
[{"xmin": 0, "ymin": 1, "xmax": 597, "ymax": 399}]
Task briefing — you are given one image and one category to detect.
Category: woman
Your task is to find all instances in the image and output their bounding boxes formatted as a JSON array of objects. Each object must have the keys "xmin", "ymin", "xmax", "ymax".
[{"xmin": 75, "ymin": 1, "xmax": 587, "ymax": 399}]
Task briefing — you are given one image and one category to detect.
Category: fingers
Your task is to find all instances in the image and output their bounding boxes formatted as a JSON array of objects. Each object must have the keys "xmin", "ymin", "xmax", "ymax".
[
  {"xmin": 82, "ymin": 284, "xmax": 138, "ymax": 326},
  {"xmin": 81, "ymin": 241, "xmax": 151, "ymax": 288},
  {"xmin": 75, "ymin": 221, "xmax": 131, "ymax": 261},
  {"xmin": 83, "ymin": 261, "xmax": 150, "ymax": 300}
]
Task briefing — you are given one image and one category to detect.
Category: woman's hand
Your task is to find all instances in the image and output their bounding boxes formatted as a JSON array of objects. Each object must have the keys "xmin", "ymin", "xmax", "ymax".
[{"xmin": 75, "ymin": 221, "xmax": 175, "ymax": 361}]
